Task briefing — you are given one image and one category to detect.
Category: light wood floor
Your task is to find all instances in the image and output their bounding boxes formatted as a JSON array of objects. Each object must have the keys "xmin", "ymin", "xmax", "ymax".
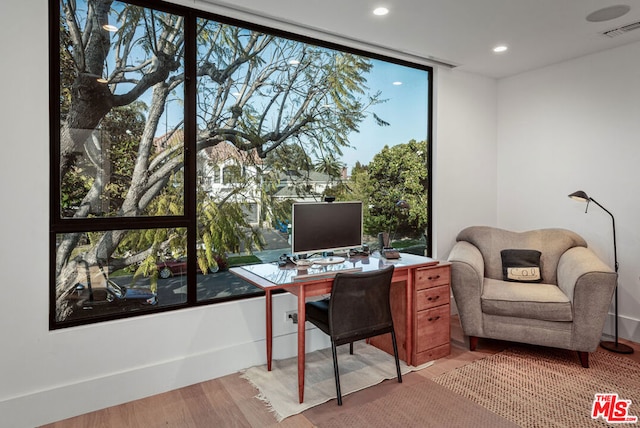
[{"xmin": 42, "ymin": 317, "xmax": 640, "ymax": 428}]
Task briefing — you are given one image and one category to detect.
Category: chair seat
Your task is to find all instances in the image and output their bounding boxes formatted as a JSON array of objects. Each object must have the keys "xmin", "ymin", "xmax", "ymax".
[
  {"xmin": 306, "ymin": 298, "xmax": 330, "ymax": 334},
  {"xmin": 481, "ymin": 278, "xmax": 573, "ymax": 322}
]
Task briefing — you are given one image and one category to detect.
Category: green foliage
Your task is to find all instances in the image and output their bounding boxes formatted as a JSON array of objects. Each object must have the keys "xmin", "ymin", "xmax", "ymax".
[
  {"xmin": 133, "ymin": 254, "xmax": 159, "ymax": 293},
  {"xmin": 265, "ymin": 143, "xmax": 313, "ymax": 174},
  {"xmin": 100, "ymin": 103, "xmax": 149, "ymax": 214},
  {"xmin": 59, "ymin": 103, "xmax": 148, "ymax": 217},
  {"xmin": 349, "ymin": 140, "xmax": 428, "ymax": 239},
  {"xmin": 60, "ymin": 166, "xmax": 93, "ymax": 216},
  {"xmin": 199, "ymin": 196, "xmax": 261, "ymax": 255},
  {"xmin": 227, "ymin": 254, "xmax": 261, "ymax": 267}
]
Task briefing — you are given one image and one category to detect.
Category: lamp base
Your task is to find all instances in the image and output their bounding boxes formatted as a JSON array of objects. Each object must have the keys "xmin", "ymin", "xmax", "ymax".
[{"xmin": 600, "ymin": 340, "xmax": 634, "ymax": 354}]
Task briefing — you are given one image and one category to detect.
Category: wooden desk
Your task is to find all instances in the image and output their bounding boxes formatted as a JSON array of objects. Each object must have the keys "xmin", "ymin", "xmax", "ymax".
[{"xmin": 230, "ymin": 253, "xmax": 446, "ymax": 403}]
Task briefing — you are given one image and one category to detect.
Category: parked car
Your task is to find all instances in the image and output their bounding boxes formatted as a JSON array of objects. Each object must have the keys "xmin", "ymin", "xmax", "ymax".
[
  {"xmin": 71, "ymin": 279, "xmax": 157, "ymax": 311},
  {"xmin": 156, "ymin": 255, "xmax": 226, "ymax": 278},
  {"xmin": 157, "ymin": 257, "xmax": 189, "ymax": 278}
]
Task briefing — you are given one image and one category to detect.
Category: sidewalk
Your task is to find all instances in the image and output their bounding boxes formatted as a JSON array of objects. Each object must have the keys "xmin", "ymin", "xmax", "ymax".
[{"xmin": 245, "ymin": 228, "xmax": 290, "ymax": 263}]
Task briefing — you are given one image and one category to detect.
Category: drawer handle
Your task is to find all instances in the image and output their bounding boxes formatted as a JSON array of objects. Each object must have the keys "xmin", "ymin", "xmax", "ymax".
[
  {"xmin": 428, "ymin": 315, "xmax": 441, "ymax": 322},
  {"xmin": 427, "ymin": 296, "xmax": 440, "ymax": 301},
  {"xmin": 428, "ymin": 275, "xmax": 440, "ymax": 280}
]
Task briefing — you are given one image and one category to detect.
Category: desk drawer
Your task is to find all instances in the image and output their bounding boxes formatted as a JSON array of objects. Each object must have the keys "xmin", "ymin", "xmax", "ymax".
[
  {"xmin": 415, "ymin": 265, "xmax": 450, "ymax": 290},
  {"xmin": 416, "ymin": 285, "xmax": 450, "ymax": 311},
  {"xmin": 414, "ymin": 343, "xmax": 450, "ymax": 366},
  {"xmin": 415, "ymin": 305, "xmax": 450, "ymax": 353}
]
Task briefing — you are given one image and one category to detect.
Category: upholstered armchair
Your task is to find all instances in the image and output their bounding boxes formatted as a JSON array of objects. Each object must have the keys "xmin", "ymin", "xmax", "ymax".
[{"xmin": 447, "ymin": 226, "xmax": 617, "ymax": 367}]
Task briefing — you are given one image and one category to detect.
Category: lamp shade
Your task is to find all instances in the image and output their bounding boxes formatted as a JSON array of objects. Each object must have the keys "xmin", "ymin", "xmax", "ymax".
[{"xmin": 568, "ymin": 190, "xmax": 589, "ymax": 202}]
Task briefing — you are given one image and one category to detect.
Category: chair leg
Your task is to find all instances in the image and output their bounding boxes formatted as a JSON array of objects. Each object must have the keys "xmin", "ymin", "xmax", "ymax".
[
  {"xmin": 349, "ymin": 342, "xmax": 354, "ymax": 355},
  {"xmin": 577, "ymin": 351, "xmax": 589, "ymax": 368},
  {"xmin": 331, "ymin": 342, "xmax": 343, "ymax": 405},
  {"xmin": 390, "ymin": 329, "xmax": 403, "ymax": 384},
  {"xmin": 469, "ymin": 336, "xmax": 478, "ymax": 351}
]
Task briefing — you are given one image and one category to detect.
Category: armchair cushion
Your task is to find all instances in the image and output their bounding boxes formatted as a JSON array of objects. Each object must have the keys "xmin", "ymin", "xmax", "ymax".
[{"xmin": 481, "ymin": 278, "xmax": 573, "ymax": 322}]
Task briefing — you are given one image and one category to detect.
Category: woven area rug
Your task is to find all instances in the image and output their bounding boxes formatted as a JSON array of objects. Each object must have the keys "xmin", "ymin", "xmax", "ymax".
[
  {"xmin": 241, "ymin": 342, "xmax": 432, "ymax": 421},
  {"xmin": 433, "ymin": 346, "xmax": 640, "ymax": 428},
  {"xmin": 307, "ymin": 373, "xmax": 518, "ymax": 427}
]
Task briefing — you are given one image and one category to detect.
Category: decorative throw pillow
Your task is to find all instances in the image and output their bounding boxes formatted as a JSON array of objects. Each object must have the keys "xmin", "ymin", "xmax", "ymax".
[{"xmin": 500, "ymin": 249, "xmax": 542, "ymax": 283}]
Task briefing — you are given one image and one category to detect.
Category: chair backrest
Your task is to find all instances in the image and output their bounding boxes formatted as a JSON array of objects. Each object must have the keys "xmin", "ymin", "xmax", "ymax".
[
  {"xmin": 456, "ymin": 226, "xmax": 587, "ymax": 284},
  {"xmin": 329, "ymin": 265, "xmax": 395, "ymax": 344}
]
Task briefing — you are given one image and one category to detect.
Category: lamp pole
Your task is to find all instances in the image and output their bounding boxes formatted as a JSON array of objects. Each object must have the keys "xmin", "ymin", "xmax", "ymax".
[{"xmin": 569, "ymin": 191, "xmax": 633, "ymax": 354}]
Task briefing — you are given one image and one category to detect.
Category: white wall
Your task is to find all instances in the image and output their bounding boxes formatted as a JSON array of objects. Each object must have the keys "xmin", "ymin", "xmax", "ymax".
[
  {"xmin": 433, "ymin": 68, "xmax": 499, "ymax": 259},
  {"xmin": 0, "ymin": 0, "xmax": 498, "ymax": 426},
  {"xmin": 497, "ymin": 40, "xmax": 640, "ymax": 344}
]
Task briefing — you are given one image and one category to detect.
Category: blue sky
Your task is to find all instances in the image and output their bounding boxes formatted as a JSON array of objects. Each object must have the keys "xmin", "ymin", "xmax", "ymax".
[{"xmin": 341, "ymin": 59, "xmax": 430, "ymax": 172}]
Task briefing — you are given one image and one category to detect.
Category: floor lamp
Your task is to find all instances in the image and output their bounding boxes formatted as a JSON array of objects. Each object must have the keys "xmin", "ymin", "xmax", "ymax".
[{"xmin": 568, "ymin": 190, "xmax": 634, "ymax": 354}]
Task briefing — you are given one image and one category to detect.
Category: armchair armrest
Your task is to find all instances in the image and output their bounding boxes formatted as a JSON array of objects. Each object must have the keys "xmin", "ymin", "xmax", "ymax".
[
  {"xmin": 557, "ymin": 246, "xmax": 617, "ymax": 351},
  {"xmin": 447, "ymin": 241, "xmax": 485, "ymax": 337},
  {"xmin": 448, "ymin": 241, "xmax": 484, "ymax": 279}
]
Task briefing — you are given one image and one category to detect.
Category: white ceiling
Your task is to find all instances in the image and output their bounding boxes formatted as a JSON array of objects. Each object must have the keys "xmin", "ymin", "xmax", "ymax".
[{"xmin": 195, "ymin": 0, "xmax": 640, "ymax": 78}]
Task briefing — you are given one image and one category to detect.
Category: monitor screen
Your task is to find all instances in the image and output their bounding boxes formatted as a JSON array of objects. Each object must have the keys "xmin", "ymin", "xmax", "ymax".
[{"xmin": 291, "ymin": 201, "xmax": 363, "ymax": 256}]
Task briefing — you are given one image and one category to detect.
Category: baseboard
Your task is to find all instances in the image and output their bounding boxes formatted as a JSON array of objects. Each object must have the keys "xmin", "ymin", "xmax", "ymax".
[
  {"xmin": 1, "ymin": 329, "xmax": 328, "ymax": 428},
  {"xmin": 602, "ymin": 313, "xmax": 640, "ymax": 344}
]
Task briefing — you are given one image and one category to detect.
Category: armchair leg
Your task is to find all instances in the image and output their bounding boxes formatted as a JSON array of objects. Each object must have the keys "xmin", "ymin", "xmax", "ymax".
[
  {"xmin": 469, "ymin": 336, "xmax": 478, "ymax": 351},
  {"xmin": 577, "ymin": 351, "xmax": 589, "ymax": 368}
]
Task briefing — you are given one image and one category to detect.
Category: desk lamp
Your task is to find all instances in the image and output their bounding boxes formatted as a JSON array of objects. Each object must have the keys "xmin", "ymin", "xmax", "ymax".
[{"xmin": 568, "ymin": 190, "xmax": 633, "ymax": 354}]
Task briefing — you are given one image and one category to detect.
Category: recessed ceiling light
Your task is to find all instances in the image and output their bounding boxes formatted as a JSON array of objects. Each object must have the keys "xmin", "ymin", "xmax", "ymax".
[
  {"xmin": 373, "ymin": 7, "xmax": 389, "ymax": 16},
  {"xmin": 289, "ymin": 59, "xmax": 300, "ymax": 65},
  {"xmin": 102, "ymin": 24, "xmax": 119, "ymax": 32},
  {"xmin": 392, "ymin": 81, "xmax": 403, "ymax": 86},
  {"xmin": 493, "ymin": 45, "xmax": 508, "ymax": 53},
  {"xmin": 586, "ymin": 5, "xmax": 631, "ymax": 22}
]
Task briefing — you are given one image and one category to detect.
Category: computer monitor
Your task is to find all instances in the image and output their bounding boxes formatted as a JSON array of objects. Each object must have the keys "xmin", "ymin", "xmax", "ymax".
[{"xmin": 291, "ymin": 201, "xmax": 363, "ymax": 256}]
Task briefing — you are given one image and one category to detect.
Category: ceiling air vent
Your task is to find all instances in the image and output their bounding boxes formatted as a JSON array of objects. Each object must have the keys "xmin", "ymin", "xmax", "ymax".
[{"xmin": 601, "ymin": 21, "xmax": 640, "ymax": 37}]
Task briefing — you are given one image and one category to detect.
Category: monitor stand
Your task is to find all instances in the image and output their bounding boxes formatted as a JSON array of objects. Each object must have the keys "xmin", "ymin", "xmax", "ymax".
[{"xmin": 312, "ymin": 256, "xmax": 346, "ymax": 265}]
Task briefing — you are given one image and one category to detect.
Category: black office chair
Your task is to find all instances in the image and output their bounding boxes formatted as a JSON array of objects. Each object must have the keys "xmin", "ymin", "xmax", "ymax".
[{"xmin": 305, "ymin": 265, "xmax": 402, "ymax": 405}]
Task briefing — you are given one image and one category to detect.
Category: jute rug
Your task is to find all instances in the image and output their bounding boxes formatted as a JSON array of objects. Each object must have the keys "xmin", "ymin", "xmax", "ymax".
[
  {"xmin": 241, "ymin": 342, "xmax": 433, "ymax": 421},
  {"xmin": 306, "ymin": 373, "xmax": 518, "ymax": 427},
  {"xmin": 433, "ymin": 346, "xmax": 640, "ymax": 428}
]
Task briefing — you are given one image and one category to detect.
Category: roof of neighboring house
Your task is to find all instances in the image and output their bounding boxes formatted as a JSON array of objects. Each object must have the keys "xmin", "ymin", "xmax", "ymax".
[
  {"xmin": 205, "ymin": 141, "xmax": 262, "ymax": 165},
  {"xmin": 272, "ymin": 186, "xmax": 322, "ymax": 199},
  {"xmin": 154, "ymin": 129, "xmax": 262, "ymax": 164},
  {"xmin": 278, "ymin": 170, "xmax": 333, "ymax": 183}
]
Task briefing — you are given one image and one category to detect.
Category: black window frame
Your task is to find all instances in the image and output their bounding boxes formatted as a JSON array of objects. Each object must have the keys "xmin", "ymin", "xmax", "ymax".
[{"xmin": 49, "ymin": 0, "xmax": 433, "ymax": 329}]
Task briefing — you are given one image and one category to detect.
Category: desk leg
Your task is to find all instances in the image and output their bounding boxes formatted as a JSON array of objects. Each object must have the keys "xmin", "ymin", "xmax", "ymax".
[
  {"xmin": 265, "ymin": 289, "xmax": 273, "ymax": 371},
  {"xmin": 405, "ymin": 272, "xmax": 413, "ymax": 366},
  {"xmin": 297, "ymin": 287, "xmax": 306, "ymax": 403}
]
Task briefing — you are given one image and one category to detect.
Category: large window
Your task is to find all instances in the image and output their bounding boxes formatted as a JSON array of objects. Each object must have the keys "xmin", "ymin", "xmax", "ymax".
[{"xmin": 51, "ymin": 0, "xmax": 432, "ymax": 328}]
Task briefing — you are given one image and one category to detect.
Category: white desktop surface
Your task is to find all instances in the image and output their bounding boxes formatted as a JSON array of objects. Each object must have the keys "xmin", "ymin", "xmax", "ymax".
[{"xmin": 237, "ymin": 253, "xmax": 436, "ymax": 288}]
